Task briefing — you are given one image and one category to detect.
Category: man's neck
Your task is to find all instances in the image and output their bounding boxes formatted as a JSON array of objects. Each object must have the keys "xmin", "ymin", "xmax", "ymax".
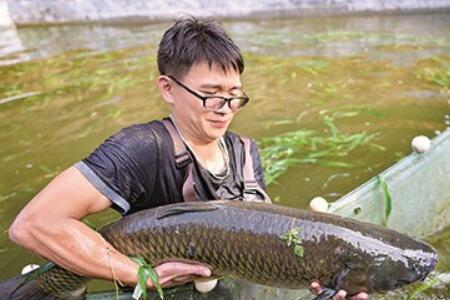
[{"xmin": 170, "ymin": 115, "xmax": 222, "ymax": 163}]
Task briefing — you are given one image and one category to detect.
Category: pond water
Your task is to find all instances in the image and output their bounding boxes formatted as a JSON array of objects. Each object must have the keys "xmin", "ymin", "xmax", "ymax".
[{"xmin": 0, "ymin": 12, "xmax": 449, "ymax": 298}]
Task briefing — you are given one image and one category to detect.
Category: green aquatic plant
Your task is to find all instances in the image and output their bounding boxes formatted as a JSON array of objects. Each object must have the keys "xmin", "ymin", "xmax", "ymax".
[
  {"xmin": 0, "ymin": 46, "xmax": 155, "ymax": 112},
  {"xmin": 0, "ymin": 192, "xmax": 16, "ymax": 203},
  {"xmin": 81, "ymin": 218, "xmax": 98, "ymax": 231},
  {"xmin": 395, "ymin": 151, "xmax": 406, "ymax": 162},
  {"xmin": 377, "ymin": 175, "xmax": 392, "ymax": 227},
  {"xmin": 418, "ymin": 66, "xmax": 450, "ymax": 88},
  {"xmin": 304, "ymin": 31, "xmax": 365, "ymax": 44},
  {"xmin": 259, "ymin": 115, "xmax": 383, "ymax": 185},
  {"xmin": 310, "ymin": 81, "xmax": 338, "ymax": 97},
  {"xmin": 130, "ymin": 256, "xmax": 164, "ymax": 300},
  {"xmin": 280, "ymin": 227, "xmax": 304, "ymax": 257},
  {"xmin": 38, "ymin": 165, "xmax": 60, "ymax": 179},
  {"xmin": 406, "ymin": 273, "xmax": 441, "ymax": 300},
  {"xmin": 296, "ymin": 60, "xmax": 329, "ymax": 76}
]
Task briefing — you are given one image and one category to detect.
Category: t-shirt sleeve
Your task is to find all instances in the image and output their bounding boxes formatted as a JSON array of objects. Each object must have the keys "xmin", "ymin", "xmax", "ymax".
[
  {"xmin": 250, "ymin": 140, "xmax": 266, "ymax": 191},
  {"xmin": 74, "ymin": 125, "xmax": 158, "ymax": 214}
]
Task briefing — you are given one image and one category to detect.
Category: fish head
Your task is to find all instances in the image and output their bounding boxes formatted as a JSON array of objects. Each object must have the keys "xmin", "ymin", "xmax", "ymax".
[
  {"xmin": 363, "ymin": 240, "xmax": 438, "ymax": 293},
  {"xmin": 333, "ymin": 238, "xmax": 438, "ymax": 295}
]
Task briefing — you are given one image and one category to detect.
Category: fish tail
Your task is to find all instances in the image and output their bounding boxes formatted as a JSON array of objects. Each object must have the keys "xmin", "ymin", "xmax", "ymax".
[{"xmin": 0, "ymin": 272, "xmax": 85, "ymax": 300}]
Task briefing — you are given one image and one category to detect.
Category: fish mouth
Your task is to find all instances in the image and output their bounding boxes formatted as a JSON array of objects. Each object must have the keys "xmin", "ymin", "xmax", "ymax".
[
  {"xmin": 419, "ymin": 258, "xmax": 438, "ymax": 281},
  {"xmin": 414, "ymin": 245, "xmax": 438, "ymax": 282},
  {"xmin": 408, "ymin": 254, "xmax": 438, "ymax": 285}
]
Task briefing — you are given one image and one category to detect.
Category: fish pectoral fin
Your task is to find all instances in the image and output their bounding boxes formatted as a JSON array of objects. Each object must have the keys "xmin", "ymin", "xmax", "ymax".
[
  {"xmin": 156, "ymin": 202, "xmax": 222, "ymax": 219},
  {"xmin": 311, "ymin": 287, "xmax": 337, "ymax": 300}
]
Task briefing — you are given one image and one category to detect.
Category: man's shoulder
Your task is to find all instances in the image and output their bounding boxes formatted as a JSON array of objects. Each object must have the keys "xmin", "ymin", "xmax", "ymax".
[
  {"xmin": 107, "ymin": 119, "xmax": 170, "ymax": 150},
  {"xmin": 119, "ymin": 119, "xmax": 163, "ymax": 134}
]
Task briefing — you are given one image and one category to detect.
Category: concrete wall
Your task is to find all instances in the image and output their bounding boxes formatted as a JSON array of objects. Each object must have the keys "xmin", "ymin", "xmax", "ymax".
[
  {"xmin": 0, "ymin": 0, "xmax": 15, "ymax": 28},
  {"xmin": 6, "ymin": 0, "xmax": 450, "ymax": 26}
]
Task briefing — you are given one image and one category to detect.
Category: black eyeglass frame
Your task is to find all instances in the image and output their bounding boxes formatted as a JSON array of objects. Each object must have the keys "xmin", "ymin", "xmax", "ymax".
[{"xmin": 167, "ymin": 75, "xmax": 249, "ymax": 111}]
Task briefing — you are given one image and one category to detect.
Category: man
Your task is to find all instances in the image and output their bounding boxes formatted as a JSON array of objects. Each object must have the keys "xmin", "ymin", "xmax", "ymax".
[{"xmin": 9, "ymin": 16, "xmax": 367, "ymax": 299}]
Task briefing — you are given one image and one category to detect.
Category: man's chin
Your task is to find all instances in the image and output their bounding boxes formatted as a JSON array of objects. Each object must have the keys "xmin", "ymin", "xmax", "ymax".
[{"xmin": 207, "ymin": 127, "xmax": 228, "ymax": 140}]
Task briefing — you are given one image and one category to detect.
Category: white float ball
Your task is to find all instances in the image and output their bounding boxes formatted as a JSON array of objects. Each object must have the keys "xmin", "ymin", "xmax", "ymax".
[
  {"xmin": 309, "ymin": 197, "xmax": 329, "ymax": 212},
  {"xmin": 411, "ymin": 135, "xmax": 431, "ymax": 153},
  {"xmin": 194, "ymin": 278, "xmax": 218, "ymax": 293},
  {"xmin": 21, "ymin": 264, "xmax": 40, "ymax": 275}
]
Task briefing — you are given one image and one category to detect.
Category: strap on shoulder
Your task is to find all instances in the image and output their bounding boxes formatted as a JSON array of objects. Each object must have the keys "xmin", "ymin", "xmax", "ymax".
[
  {"xmin": 162, "ymin": 118, "xmax": 192, "ymax": 168},
  {"xmin": 161, "ymin": 118, "xmax": 196, "ymax": 202},
  {"xmin": 241, "ymin": 136, "xmax": 272, "ymax": 203}
]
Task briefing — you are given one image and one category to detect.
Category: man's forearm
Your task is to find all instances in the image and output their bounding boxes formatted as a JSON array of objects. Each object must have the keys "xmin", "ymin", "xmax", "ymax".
[{"xmin": 10, "ymin": 217, "xmax": 139, "ymax": 286}]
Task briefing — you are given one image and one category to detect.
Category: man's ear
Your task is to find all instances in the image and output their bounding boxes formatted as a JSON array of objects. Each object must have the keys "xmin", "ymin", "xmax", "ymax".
[{"xmin": 156, "ymin": 75, "xmax": 175, "ymax": 105}]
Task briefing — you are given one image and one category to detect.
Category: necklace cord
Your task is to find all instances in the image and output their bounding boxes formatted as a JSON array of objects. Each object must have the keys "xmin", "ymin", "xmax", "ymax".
[{"xmin": 169, "ymin": 115, "xmax": 230, "ymax": 179}]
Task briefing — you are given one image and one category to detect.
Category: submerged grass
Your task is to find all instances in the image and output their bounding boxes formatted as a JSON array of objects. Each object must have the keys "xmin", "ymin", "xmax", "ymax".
[
  {"xmin": 258, "ymin": 115, "xmax": 384, "ymax": 185},
  {"xmin": 0, "ymin": 47, "xmax": 155, "ymax": 109},
  {"xmin": 417, "ymin": 67, "xmax": 450, "ymax": 89},
  {"xmin": 415, "ymin": 57, "xmax": 450, "ymax": 98},
  {"xmin": 304, "ymin": 31, "xmax": 366, "ymax": 44},
  {"xmin": 295, "ymin": 60, "xmax": 329, "ymax": 76},
  {"xmin": 405, "ymin": 272, "xmax": 446, "ymax": 300},
  {"xmin": 309, "ymin": 81, "xmax": 338, "ymax": 97}
]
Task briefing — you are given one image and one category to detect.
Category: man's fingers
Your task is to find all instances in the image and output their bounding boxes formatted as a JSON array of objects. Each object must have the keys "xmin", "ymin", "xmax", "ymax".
[
  {"xmin": 163, "ymin": 274, "xmax": 193, "ymax": 284},
  {"xmin": 350, "ymin": 293, "xmax": 369, "ymax": 300},
  {"xmin": 157, "ymin": 262, "xmax": 211, "ymax": 277},
  {"xmin": 309, "ymin": 281, "xmax": 322, "ymax": 294},
  {"xmin": 153, "ymin": 262, "xmax": 212, "ymax": 288},
  {"xmin": 333, "ymin": 290, "xmax": 347, "ymax": 300},
  {"xmin": 160, "ymin": 275, "xmax": 196, "ymax": 288},
  {"xmin": 309, "ymin": 281, "xmax": 368, "ymax": 300}
]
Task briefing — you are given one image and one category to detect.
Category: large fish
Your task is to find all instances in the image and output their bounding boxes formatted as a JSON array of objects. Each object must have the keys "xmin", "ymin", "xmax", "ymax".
[{"xmin": 0, "ymin": 200, "xmax": 437, "ymax": 299}]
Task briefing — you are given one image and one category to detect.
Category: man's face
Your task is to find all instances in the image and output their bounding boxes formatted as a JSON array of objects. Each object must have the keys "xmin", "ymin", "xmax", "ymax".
[{"xmin": 169, "ymin": 61, "xmax": 243, "ymax": 143}]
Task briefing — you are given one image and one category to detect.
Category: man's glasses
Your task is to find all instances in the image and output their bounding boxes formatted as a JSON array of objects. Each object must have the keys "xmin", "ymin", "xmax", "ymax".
[{"xmin": 168, "ymin": 75, "xmax": 249, "ymax": 112}]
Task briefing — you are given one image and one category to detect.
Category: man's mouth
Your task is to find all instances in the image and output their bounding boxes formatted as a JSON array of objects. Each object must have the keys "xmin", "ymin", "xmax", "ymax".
[{"xmin": 208, "ymin": 119, "xmax": 228, "ymax": 128}]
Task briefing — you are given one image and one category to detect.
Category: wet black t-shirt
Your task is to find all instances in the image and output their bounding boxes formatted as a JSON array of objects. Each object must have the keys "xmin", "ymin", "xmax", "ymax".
[{"xmin": 74, "ymin": 119, "xmax": 266, "ymax": 215}]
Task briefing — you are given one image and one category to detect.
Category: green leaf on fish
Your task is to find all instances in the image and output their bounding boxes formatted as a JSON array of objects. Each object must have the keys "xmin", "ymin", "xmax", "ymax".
[
  {"xmin": 293, "ymin": 245, "xmax": 304, "ymax": 257},
  {"xmin": 280, "ymin": 227, "xmax": 304, "ymax": 257},
  {"xmin": 130, "ymin": 256, "xmax": 164, "ymax": 300}
]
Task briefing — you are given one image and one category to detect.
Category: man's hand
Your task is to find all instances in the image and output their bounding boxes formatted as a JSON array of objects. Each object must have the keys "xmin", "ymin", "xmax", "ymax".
[
  {"xmin": 152, "ymin": 263, "xmax": 371, "ymax": 298},
  {"xmin": 310, "ymin": 281, "xmax": 368, "ymax": 300},
  {"xmin": 153, "ymin": 262, "xmax": 212, "ymax": 288}
]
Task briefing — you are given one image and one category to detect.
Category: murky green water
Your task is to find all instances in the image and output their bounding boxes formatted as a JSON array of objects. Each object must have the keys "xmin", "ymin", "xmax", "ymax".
[{"xmin": 0, "ymin": 13, "xmax": 449, "ymax": 298}]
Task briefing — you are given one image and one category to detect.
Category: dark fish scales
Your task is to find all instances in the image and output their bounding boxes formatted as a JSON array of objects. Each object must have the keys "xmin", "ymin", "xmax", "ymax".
[{"xmin": 0, "ymin": 201, "xmax": 438, "ymax": 299}]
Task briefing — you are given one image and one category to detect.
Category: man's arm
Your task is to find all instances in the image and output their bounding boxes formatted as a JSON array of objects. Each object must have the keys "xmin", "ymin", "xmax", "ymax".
[{"xmin": 9, "ymin": 166, "xmax": 211, "ymax": 288}]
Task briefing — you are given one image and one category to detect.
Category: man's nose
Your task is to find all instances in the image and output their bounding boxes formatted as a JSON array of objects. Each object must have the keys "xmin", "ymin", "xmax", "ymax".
[{"xmin": 214, "ymin": 102, "xmax": 233, "ymax": 114}]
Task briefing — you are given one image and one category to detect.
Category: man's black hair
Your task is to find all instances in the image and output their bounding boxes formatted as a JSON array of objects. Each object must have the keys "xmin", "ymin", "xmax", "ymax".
[{"xmin": 157, "ymin": 16, "xmax": 244, "ymax": 79}]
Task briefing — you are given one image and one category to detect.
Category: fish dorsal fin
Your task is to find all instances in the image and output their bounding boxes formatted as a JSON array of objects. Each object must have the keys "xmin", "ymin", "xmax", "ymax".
[{"xmin": 156, "ymin": 201, "xmax": 223, "ymax": 220}]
